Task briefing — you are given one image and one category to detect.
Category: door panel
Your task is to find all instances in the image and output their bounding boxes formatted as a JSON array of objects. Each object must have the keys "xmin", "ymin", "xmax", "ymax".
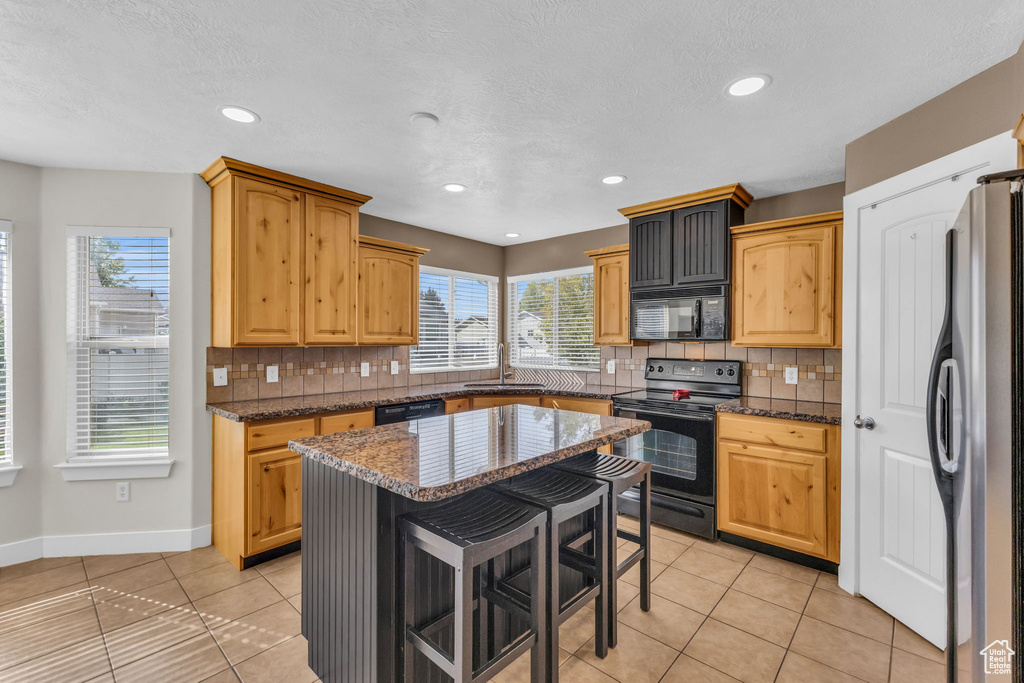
[
  {"xmin": 247, "ymin": 448, "xmax": 302, "ymax": 555},
  {"xmin": 629, "ymin": 212, "xmax": 672, "ymax": 289},
  {"xmin": 358, "ymin": 246, "xmax": 417, "ymax": 344},
  {"xmin": 733, "ymin": 225, "xmax": 836, "ymax": 346},
  {"xmin": 718, "ymin": 440, "xmax": 828, "ymax": 558},
  {"xmin": 673, "ymin": 202, "xmax": 729, "ymax": 285},
  {"xmin": 305, "ymin": 195, "xmax": 358, "ymax": 344},
  {"xmin": 593, "ymin": 252, "xmax": 631, "ymax": 345},
  {"xmin": 234, "ymin": 177, "xmax": 303, "ymax": 345}
]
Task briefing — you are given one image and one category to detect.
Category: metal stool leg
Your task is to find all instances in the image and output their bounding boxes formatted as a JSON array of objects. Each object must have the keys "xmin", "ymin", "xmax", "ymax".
[
  {"xmin": 529, "ymin": 525, "xmax": 547, "ymax": 683},
  {"xmin": 401, "ymin": 531, "xmax": 416, "ymax": 679},
  {"xmin": 594, "ymin": 498, "xmax": 609, "ymax": 658},
  {"xmin": 453, "ymin": 561, "xmax": 474, "ymax": 682},
  {"xmin": 606, "ymin": 485, "xmax": 620, "ymax": 648},
  {"xmin": 545, "ymin": 516, "xmax": 560, "ymax": 682},
  {"xmin": 639, "ymin": 470, "xmax": 652, "ymax": 612}
]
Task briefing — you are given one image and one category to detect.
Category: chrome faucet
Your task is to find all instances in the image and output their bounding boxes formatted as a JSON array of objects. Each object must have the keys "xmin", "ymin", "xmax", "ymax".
[{"xmin": 497, "ymin": 342, "xmax": 512, "ymax": 382}]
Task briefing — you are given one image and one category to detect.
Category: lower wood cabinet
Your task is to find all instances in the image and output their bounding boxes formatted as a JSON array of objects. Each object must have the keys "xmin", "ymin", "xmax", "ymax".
[
  {"xmin": 716, "ymin": 413, "xmax": 840, "ymax": 562},
  {"xmin": 469, "ymin": 395, "xmax": 542, "ymax": 409},
  {"xmin": 212, "ymin": 407, "xmax": 374, "ymax": 569},
  {"xmin": 445, "ymin": 398, "xmax": 471, "ymax": 414}
]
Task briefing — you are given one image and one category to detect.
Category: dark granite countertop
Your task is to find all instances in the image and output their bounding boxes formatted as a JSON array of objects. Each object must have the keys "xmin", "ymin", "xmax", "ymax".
[
  {"xmin": 715, "ymin": 397, "xmax": 842, "ymax": 426},
  {"xmin": 207, "ymin": 382, "xmax": 627, "ymax": 422},
  {"xmin": 288, "ymin": 405, "xmax": 650, "ymax": 501}
]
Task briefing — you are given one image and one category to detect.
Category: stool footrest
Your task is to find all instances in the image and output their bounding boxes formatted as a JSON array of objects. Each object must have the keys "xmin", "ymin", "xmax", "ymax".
[
  {"xmin": 618, "ymin": 529, "xmax": 641, "ymax": 545},
  {"xmin": 560, "ymin": 545, "xmax": 599, "ymax": 576},
  {"xmin": 617, "ymin": 546, "xmax": 644, "ymax": 576},
  {"xmin": 407, "ymin": 624, "xmax": 456, "ymax": 673}
]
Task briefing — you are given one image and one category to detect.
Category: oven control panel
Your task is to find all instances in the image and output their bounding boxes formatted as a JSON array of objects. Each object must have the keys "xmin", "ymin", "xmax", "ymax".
[{"xmin": 643, "ymin": 359, "xmax": 742, "ymax": 385}]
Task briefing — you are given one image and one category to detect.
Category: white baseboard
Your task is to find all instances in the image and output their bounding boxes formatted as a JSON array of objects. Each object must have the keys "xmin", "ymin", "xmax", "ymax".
[{"xmin": 0, "ymin": 525, "xmax": 213, "ymax": 567}]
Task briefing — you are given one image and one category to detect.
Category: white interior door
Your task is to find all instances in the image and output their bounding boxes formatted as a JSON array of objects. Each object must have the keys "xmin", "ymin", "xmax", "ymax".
[{"xmin": 841, "ymin": 132, "xmax": 1017, "ymax": 648}]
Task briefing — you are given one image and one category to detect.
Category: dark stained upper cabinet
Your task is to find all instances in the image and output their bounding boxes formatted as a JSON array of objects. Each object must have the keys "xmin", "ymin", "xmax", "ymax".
[
  {"xmin": 620, "ymin": 184, "xmax": 751, "ymax": 292},
  {"xmin": 672, "ymin": 200, "xmax": 743, "ymax": 286},
  {"xmin": 628, "ymin": 211, "xmax": 672, "ymax": 289}
]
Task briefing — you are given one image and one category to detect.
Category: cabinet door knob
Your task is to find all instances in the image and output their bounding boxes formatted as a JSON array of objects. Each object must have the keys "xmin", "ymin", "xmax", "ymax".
[
  {"xmin": 264, "ymin": 465, "xmax": 270, "ymax": 472},
  {"xmin": 854, "ymin": 415, "xmax": 876, "ymax": 430}
]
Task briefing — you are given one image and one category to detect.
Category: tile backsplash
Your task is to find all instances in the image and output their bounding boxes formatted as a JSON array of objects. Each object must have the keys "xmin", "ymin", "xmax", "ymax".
[{"xmin": 207, "ymin": 343, "xmax": 840, "ymax": 404}]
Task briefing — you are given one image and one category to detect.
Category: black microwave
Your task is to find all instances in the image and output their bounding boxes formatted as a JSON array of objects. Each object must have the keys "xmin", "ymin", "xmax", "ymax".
[{"xmin": 630, "ymin": 288, "xmax": 728, "ymax": 341}]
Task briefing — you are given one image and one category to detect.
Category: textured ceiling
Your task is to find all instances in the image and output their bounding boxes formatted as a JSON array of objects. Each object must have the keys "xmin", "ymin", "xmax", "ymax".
[{"xmin": 1, "ymin": 1, "xmax": 1022, "ymax": 245}]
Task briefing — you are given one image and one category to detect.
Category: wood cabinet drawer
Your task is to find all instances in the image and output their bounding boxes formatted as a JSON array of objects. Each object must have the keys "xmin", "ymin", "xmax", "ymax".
[
  {"xmin": 717, "ymin": 413, "xmax": 828, "ymax": 453},
  {"xmin": 319, "ymin": 409, "xmax": 374, "ymax": 434},
  {"xmin": 540, "ymin": 396, "xmax": 612, "ymax": 416},
  {"xmin": 470, "ymin": 395, "xmax": 542, "ymax": 409},
  {"xmin": 445, "ymin": 398, "xmax": 471, "ymax": 414},
  {"xmin": 245, "ymin": 417, "xmax": 317, "ymax": 452}
]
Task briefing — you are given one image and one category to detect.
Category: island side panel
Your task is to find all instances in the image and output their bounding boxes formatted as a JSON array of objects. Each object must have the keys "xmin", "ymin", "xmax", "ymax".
[{"xmin": 303, "ymin": 457, "xmax": 380, "ymax": 682}]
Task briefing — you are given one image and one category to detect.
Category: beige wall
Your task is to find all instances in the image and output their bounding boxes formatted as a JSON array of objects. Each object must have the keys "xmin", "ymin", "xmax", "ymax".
[
  {"xmin": 846, "ymin": 40, "xmax": 1024, "ymax": 194},
  {"xmin": 360, "ymin": 213, "xmax": 504, "ymax": 276},
  {"xmin": 744, "ymin": 182, "xmax": 845, "ymax": 224},
  {"xmin": 504, "ymin": 224, "xmax": 629, "ymax": 277}
]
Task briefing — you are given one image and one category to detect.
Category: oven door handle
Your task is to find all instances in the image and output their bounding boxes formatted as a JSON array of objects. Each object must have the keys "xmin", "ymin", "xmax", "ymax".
[{"xmin": 615, "ymin": 406, "xmax": 715, "ymax": 422}]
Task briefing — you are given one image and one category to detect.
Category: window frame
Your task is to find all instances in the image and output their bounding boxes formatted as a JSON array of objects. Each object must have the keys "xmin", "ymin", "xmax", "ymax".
[
  {"xmin": 0, "ymin": 220, "xmax": 18, "ymax": 487},
  {"xmin": 507, "ymin": 265, "xmax": 600, "ymax": 372},
  {"xmin": 58, "ymin": 226, "xmax": 174, "ymax": 481},
  {"xmin": 410, "ymin": 265, "xmax": 499, "ymax": 375}
]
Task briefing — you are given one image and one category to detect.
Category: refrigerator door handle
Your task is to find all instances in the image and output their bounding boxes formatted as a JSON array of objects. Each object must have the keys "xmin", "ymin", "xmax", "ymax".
[{"xmin": 926, "ymin": 230, "xmax": 956, "ymax": 484}]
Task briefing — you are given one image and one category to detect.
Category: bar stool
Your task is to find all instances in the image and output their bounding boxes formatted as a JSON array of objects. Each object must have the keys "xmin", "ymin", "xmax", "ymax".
[
  {"xmin": 554, "ymin": 452, "xmax": 652, "ymax": 647},
  {"xmin": 398, "ymin": 489, "xmax": 548, "ymax": 682},
  {"xmin": 492, "ymin": 468, "xmax": 610, "ymax": 681}
]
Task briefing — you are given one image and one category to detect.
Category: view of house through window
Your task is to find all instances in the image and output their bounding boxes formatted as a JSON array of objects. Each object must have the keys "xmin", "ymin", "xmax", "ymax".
[
  {"xmin": 66, "ymin": 228, "xmax": 170, "ymax": 459},
  {"xmin": 411, "ymin": 266, "xmax": 498, "ymax": 373},
  {"xmin": 507, "ymin": 266, "xmax": 599, "ymax": 372}
]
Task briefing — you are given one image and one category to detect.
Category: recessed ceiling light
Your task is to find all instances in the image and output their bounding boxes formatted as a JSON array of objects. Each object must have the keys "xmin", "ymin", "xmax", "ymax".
[
  {"xmin": 726, "ymin": 75, "xmax": 769, "ymax": 97},
  {"xmin": 219, "ymin": 105, "xmax": 260, "ymax": 123},
  {"xmin": 443, "ymin": 183, "xmax": 467, "ymax": 193},
  {"xmin": 505, "ymin": 233, "xmax": 521, "ymax": 238},
  {"xmin": 410, "ymin": 112, "xmax": 439, "ymax": 128},
  {"xmin": 601, "ymin": 175, "xmax": 627, "ymax": 185}
]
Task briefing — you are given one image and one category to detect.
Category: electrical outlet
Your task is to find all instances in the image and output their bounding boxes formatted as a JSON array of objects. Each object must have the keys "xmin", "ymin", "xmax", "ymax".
[
  {"xmin": 785, "ymin": 366, "xmax": 799, "ymax": 385},
  {"xmin": 360, "ymin": 362, "xmax": 370, "ymax": 377},
  {"xmin": 606, "ymin": 359, "xmax": 616, "ymax": 374},
  {"xmin": 212, "ymin": 368, "xmax": 228, "ymax": 386},
  {"xmin": 390, "ymin": 360, "xmax": 399, "ymax": 375},
  {"xmin": 266, "ymin": 365, "xmax": 279, "ymax": 383},
  {"xmin": 116, "ymin": 481, "xmax": 130, "ymax": 502}
]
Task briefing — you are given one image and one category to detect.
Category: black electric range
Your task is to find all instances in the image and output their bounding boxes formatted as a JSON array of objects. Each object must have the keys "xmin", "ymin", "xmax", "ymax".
[{"xmin": 612, "ymin": 358, "xmax": 741, "ymax": 538}]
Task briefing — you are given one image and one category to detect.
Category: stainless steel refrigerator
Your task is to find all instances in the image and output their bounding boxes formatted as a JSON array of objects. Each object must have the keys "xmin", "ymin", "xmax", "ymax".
[{"xmin": 928, "ymin": 172, "xmax": 1022, "ymax": 681}]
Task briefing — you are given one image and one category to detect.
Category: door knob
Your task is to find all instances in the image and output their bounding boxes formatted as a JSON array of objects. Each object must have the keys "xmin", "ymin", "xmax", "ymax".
[{"xmin": 854, "ymin": 415, "xmax": 876, "ymax": 430}]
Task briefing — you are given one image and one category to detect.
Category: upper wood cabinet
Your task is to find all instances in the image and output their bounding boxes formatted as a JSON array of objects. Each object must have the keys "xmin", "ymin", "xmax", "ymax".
[
  {"xmin": 305, "ymin": 195, "xmax": 359, "ymax": 345},
  {"xmin": 586, "ymin": 244, "xmax": 632, "ymax": 346},
  {"xmin": 203, "ymin": 158, "xmax": 371, "ymax": 347},
  {"xmin": 620, "ymin": 184, "xmax": 751, "ymax": 291},
  {"xmin": 731, "ymin": 211, "xmax": 843, "ymax": 348},
  {"xmin": 357, "ymin": 236, "xmax": 429, "ymax": 345}
]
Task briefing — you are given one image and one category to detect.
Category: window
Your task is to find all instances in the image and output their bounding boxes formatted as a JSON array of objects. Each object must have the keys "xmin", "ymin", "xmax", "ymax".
[
  {"xmin": 411, "ymin": 266, "xmax": 499, "ymax": 373},
  {"xmin": 507, "ymin": 266, "xmax": 599, "ymax": 371},
  {"xmin": 0, "ymin": 222, "xmax": 11, "ymax": 466},
  {"xmin": 66, "ymin": 227, "xmax": 170, "ymax": 462}
]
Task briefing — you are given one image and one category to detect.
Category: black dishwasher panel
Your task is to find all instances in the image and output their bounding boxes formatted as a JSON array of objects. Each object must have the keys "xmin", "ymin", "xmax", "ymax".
[{"xmin": 374, "ymin": 399, "xmax": 446, "ymax": 425}]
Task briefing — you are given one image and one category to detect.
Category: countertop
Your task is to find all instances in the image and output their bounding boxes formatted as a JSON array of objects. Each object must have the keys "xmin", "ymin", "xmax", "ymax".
[
  {"xmin": 207, "ymin": 382, "xmax": 625, "ymax": 422},
  {"xmin": 288, "ymin": 404, "xmax": 650, "ymax": 501},
  {"xmin": 715, "ymin": 397, "xmax": 842, "ymax": 425}
]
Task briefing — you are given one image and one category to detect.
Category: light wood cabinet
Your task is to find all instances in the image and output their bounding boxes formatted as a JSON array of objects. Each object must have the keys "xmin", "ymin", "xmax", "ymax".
[
  {"xmin": 731, "ymin": 211, "xmax": 843, "ymax": 348},
  {"xmin": 357, "ymin": 236, "xmax": 429, "ymax": 345},
  {"xmin": 585, "ymin": 245, "xmax": 633, "ymax": 346},
  {"xmin": 304, "ymin": 194, "xmax": 359, "ymax": 344},
  {"xmin": 540, "ymin": 396, "xmax": 612, "ymax": 415},
  {"xmin": 212, "ymin": 407, "xmax": 374, "ymax": 569},
  {"xmin": 247, "ymin": 448, "xmax": 302, "ymax": 555},
  {"xmin": 470, "ymin": 395, "xmax": 542, "ymax": 409},
  {"xmin": 445, "ymin": 398, "xmax": 471, "ymax": 414},
  {"xmin": 717, "ymin": 413, "xmax": 840, "ymax": 562}
]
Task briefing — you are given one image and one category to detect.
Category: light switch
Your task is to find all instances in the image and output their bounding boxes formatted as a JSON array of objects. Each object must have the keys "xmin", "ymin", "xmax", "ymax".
[
  {"xmin": 606, "ymin": 360, "xmax": 616, "ymax": 374},
  {"xmin": 361, "ymin": 362, "xmax": 370, "ymax": 377},
  {"xmin": 785, "ymin": 366, "xmax": 799, "ymax": 385},
  {"xmin": 212, "ymin": 368, "xmax": 228, "ymax": 386},
  {"xmin": 266, "ymin": 365, "xmax": 279, "ymax": 383},
  {"xmin": 391, "ymin": 360, "xmax": 399, "ymax": 375}
]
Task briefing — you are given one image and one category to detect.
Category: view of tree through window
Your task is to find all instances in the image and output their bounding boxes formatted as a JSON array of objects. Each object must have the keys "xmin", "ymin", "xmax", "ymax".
[
  {"xmin": 67, "ymin": 230, "xmax": 170, "ymax": 458},
  {"xmin": 507, "ymin": 267, "xmax": 599, "ymax": 371},
  {"xmin": 411, "ymin": 267, "xmax": 498, "ymax": 373}
]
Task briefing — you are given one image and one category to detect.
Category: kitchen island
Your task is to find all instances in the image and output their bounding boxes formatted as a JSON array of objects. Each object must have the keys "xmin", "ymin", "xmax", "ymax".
[{"xmin": 289, "ymin": 404, "xmax": 650, "ymax": 683}]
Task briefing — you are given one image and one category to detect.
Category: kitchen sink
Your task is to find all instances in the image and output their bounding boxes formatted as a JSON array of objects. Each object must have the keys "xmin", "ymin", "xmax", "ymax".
[{"xmin": 462, "ymin": 381, "xmax": 546, "ymax": 389}]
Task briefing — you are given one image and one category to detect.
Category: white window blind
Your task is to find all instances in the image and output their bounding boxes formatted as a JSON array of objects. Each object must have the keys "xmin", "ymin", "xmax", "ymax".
[
  {"xmin": 507, "ymin": 266, "xmax": 599, "ymax": 371},
  {"xmin": 411, "ymin": 266, "xmax": 498, "ymax": 373},
  {"xmin": 0, "ymin": 223, "xmax": 11, "ymax": 465},
  {"xmin": 67, "ymin": 228, "xmax": 170, "ymax": 460}
]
